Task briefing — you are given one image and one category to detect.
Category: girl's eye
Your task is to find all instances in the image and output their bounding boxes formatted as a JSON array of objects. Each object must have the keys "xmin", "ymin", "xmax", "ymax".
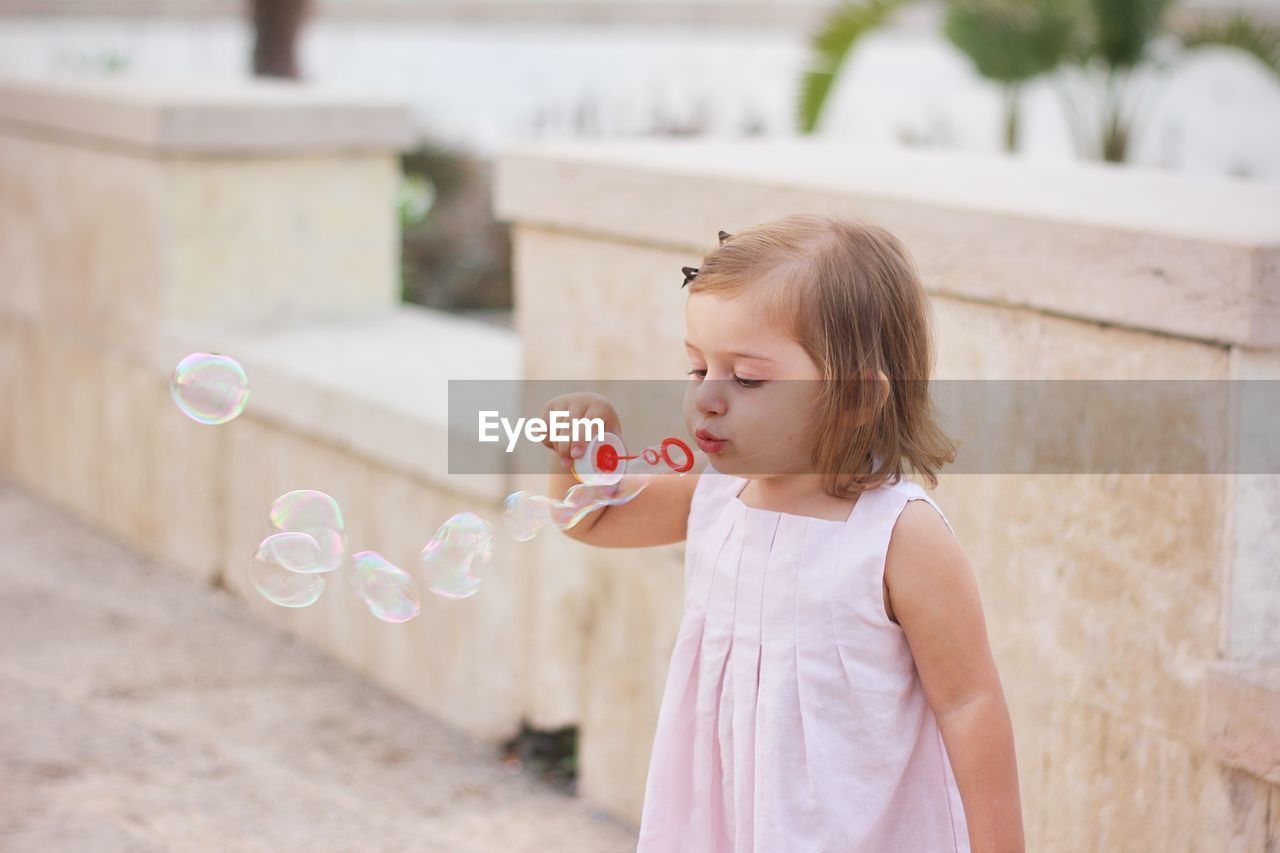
[{"xmin": 686, "ymin": 369, "xmax": 763, "ymax": 389}]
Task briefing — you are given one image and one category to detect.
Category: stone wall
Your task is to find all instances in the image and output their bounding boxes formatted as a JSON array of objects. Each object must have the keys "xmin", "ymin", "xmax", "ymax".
[
  {"xmin": 493, "ymin": 139, "xmax": 1280, "ymax": 845},
  {"xmin": 1, "ymin": 75, "xmax": 1277, "ymax": 847},
  {"xmin": 0, "ymin": 76, "xmax": 530, "ymax": 745}
]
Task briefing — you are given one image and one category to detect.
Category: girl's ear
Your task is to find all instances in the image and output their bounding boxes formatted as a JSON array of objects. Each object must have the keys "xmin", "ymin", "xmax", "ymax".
[
  {"xmin": 840, "ymin": 370, "xmax": 890, "ymax": 428},
  {"xmin": 869, "ymin": 369, "xmax": 890, "ymax": 409}
]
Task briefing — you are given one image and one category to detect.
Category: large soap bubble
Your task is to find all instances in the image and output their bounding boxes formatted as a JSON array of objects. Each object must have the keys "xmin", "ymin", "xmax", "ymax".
[
  {"xmin": 170, "ymin": 353, "xmax": 250, "ymax": 425},
  {"xmin": 419, "ymin": 512, "xmax": 494, "ymax": 600},
  {"xmin": 269, "ymin": 489, "xmax": 345, "ymax": 572},
  {"xmin": 249, "ymin": 531, "xmax": 328, "ymax": 607},
  {"xmin": 350, "ymin": 551, "xmax": 421, "ymax": 624}
]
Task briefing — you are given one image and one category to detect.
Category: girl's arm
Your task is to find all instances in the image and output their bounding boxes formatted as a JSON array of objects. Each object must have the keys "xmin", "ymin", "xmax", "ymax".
[
  {"xmin": 549, "ymin": 453, "xmax": 702, "ymax": 549},
  {"xmin": 539, "ymin": 392, "xmax": 700, "ymax": 548},
  {"xmin": 885, "ymin": 500, "xmax": 1026, "ymax": 853}
]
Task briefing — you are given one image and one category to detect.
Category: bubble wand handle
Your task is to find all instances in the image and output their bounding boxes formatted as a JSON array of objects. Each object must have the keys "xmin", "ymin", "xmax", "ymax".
[{"xmin": 570, "ymin": 433, "xmax": 695, "ymax": 485}]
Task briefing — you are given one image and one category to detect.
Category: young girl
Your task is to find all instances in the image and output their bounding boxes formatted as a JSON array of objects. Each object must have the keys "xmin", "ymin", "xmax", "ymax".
[{"xmin": 540, "ymin": 214, "xmax": 1024, "ymax": 852}]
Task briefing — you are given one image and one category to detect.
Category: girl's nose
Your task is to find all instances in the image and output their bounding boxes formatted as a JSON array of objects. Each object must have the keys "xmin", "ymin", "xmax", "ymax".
[{"xmin": 694, "ymin": 378, "xmax": 727, "ymax": 416}]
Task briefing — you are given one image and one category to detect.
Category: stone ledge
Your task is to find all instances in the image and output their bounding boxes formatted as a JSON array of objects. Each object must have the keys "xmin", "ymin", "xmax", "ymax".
[
  {"xmin": 0, "ymin": 75, "xmax": 414, "ymax": 154},
  {"xmin": 1203, "ymin": 660, "xmax": 1280, "ymax": 784},
  {"xmin": 156, "ymin": 305, "xmax": 522, "ymax": 502},
  {"xmin": 493, "ymin": 139, "xmax": 1280, "ymax": 348}
]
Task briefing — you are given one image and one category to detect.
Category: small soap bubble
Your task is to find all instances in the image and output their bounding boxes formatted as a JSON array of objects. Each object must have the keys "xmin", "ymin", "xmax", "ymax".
[
  {"xmin": 350, "ymin": 551, "xmax": 421, "ymax": 623},
  {"xmin": 250, "ymin": 532, "xmax": 327, "ymax": 607},
  {"xmin": 419, "ymin": 512, "xmax": 494, "ymax": 600},
  {"xmin": 501, "ymin": 491, "xmax": 556, "ymax": 542},
  {"xmin": 549, "ymin": 477, "xmax": 648, "ymax": 530},
  {"xmin": 500, "ymin": 477, "xmax": 650, "ymax": 541},
  {"xmin": 269, "ymin": 490, "xmax": 345, "ymax": 572},
  {"xmin": 270, "ymin": 489, "xmax": 345, "ymax": 533},
  {"xmin": 170, "ymin": 353, "xmax": 250, "ymax": 425}
]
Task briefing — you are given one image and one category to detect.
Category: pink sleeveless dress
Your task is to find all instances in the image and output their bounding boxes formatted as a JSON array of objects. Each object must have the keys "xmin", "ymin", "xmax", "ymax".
[{"xmin": 636, "ymin": 465, "xmax": 971, "ymax": 852}]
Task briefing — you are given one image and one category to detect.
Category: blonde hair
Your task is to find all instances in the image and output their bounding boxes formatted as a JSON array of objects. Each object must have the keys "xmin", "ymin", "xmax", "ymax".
[{"xmin": 686, "ymin": 213, "xmax": 958, "ymax": 498}]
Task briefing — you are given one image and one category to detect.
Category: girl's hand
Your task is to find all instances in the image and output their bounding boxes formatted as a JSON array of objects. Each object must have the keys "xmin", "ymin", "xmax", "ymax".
[{"xmin": 538, "ymin": 392, "xmax": 623, "ymax": 470}]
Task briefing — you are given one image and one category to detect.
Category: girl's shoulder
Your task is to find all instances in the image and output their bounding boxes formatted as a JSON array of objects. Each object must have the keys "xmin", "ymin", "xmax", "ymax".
[{"xmin": 878, "ymin": 478, "xmax": 956, "ymax": 538}]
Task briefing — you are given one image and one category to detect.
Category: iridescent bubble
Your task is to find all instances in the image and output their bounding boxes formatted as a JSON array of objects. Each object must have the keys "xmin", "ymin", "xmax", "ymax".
[
  {"xmin": 419, "ymin": 512, "xmax": 493, "ymax": 600},
  {"xmin": 269, "ymin": 490, "xmax": 345, "ymax": 572},
  {"xmin": 501, "ymin": 491, "xmax": 557, "ymax": 542},
  {"xmin": 170, "ymin": 353, "xmax": 250, "ymax": 425},
  {"xmin": 549, "ymin": 476, "xmax": 648, "ymax": 530},
  {"xmin": 500, "ymin": 476, "xmax": 650, "ymax": 541},
  {"xmin": 350, "ymin": 551, "xmax": 421, "ymax": 623},
  {"xmin": 270, "ymin": 489, "xmax": 345, "ymax": 533},
  {"xmin": 250, "ymin": 532, "xmax": 326, "ymax": 607},
  {"xmin": 305, "ymin": 528, "xmax": 345, "ymax": 573}
]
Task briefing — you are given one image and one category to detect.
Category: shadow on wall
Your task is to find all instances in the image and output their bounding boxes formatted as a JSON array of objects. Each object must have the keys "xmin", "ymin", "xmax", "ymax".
[
  {"xmin": 396, "ymin": 91, "xmax": 769, "ymax": 319},
  {"xmin": 399, "ymin": 140, "xmax": 514, "ymax": 315}
]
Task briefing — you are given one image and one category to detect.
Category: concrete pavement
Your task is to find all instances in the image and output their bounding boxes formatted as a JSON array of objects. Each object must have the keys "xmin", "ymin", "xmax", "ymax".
[{"xmin": 0, "ymin": 480, "xmax": 637, "ymax": 852}]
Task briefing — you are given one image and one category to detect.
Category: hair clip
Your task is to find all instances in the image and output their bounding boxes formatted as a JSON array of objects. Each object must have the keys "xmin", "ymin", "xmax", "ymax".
[{"xmin": 682, "ymin": 231, "xmax": 730, "ymax": 288}]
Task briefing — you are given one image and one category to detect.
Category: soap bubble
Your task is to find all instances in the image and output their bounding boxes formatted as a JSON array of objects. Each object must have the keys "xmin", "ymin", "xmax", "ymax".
[
  {"xmin": 269, "ymin": 490, "xmax": 345, "ymax": 572},
  {"xmin": 270, "ymin": 489, "xmax": 345, "ymax": 533},
  {"xmin": 502, "ymin": 492, "xmax": 558, "ymax": 541},
  {"xmin": 250, "ymin": 532, "xmax": 327, "ymax": 607},
  {"xmin": 503, "ymin": 476, "xmax": 649, "ymax": 541},
  {"xmin": 550, "ymin": 477, "xmax": 647, "ymax": 529},
  {"xmin": 350, "ymin": 551, "xmax": 421, "ymax": 623},
  {"xmin": 170, "ymin": 353, "xmax": 249, "ymax": 425},
  {"xmin": 419, "ymin": 512, "xmax": 493, "ymax": 600}
]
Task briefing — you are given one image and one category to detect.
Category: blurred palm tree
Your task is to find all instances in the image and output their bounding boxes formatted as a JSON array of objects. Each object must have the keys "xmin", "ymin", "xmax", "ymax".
[
  {"xmin": 251, "ymin": 0, "xmax": 312, "ymax": 79},
  {"xmin": 942, "ymin": 0, "xmax": 1076, "ymax": 152},
  {"xmin": 799, "ymin": 0, "xmax": 1280, "ymax": 162}
]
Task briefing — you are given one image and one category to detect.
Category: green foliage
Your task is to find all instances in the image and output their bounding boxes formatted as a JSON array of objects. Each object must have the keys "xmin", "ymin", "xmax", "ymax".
[
  {"xmin": 501, "ymin": 722, "xmax": 578, "ymax": 794},
  {"xmin": 1179, "ymin": 12, "xmax": 1280, "ymax": 76},
  {"xmin": 800, "ymin": 0, "xmax": 1280, "ymax": 164},
  {"xmin": 1087, "ymin": 0, "xmax": 1174, "ymax": 68},
  {"xmin": 943, "ymin": 0, "xmax": 1077, "ymax": 83},
  {"xmin": 798, "ymin": 0, "xmax": 906, "ymax": 133}
]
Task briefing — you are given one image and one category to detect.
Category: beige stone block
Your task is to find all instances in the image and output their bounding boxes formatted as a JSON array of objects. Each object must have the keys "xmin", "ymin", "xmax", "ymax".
[
  {"xmin": 1030, "ymin": 700, "xmax": 1275, "ymax": 851},
  {"xmin": 0, "ymin": 76, "xmax": 412, "ymax": 155},
  {"xmin": 355, "ymin": 464, "xmax": 526, "ymax": 742},
  {"xmin": 0, "ymin": 119, "xmax": 402, "ymax": 361},
  {"xmin": 164, "ymin": 155, "xmax": 401, "ymax": 332},
  {"xmin": 1204, "ymin": 662, "xmax": 1280, "ymax": 786},
  {"xmin": 5, "ymin": 325, "xmax": 227, "ymax": 582},
  {"xmin": 4, "ymin": 326, "xmax": 105, "ymax": 525},
  {"xmin": 512, "ymin": 227, "xmax": 691, "ymax": 380},
  {"xmin": 223, "ymin": 417, "xmax": 526, "ymax": 742},
  {"xmin": 925, "ymin": 304, "xmax": 1233, "ymax": 744},
  {"xmin": 576, "ymin": 544, "xmax": 685, "ymax": 824},
  {"xmin": 932, "ymin": 297, "xmax": 1232, "ymax": 381},
  {"xmin": 0, "ymin": 314, "xmax": 19, "ymax": 469},
  {"xmin": 0, "ymin": 135, "xmax": 168, "ymax": 356},
  {"xmin": 74, "ymin": 337, "xmax": 221, "ymax": 581},
  {"xmin": 519, "ymin": 523, "xmax": 592, "ymax": 731},
  {"xmin": 154, "ymin": 307, "xmax": 520, "ymax": 504},
  {"xmin": 1223, "ymin": 347, "xmax": 1280, "ymax": 661},
  {"xmin": 496, "ymin": 140, "xmax": 1280, "ymax": 347}
]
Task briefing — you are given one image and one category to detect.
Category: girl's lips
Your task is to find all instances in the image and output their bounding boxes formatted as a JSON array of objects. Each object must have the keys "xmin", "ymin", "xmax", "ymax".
[{"xmin": 696, "ymin": 435, "xmax": 727, "ymax": 454}]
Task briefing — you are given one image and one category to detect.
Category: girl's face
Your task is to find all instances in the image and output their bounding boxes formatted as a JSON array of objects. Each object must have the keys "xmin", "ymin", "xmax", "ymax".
[{"xmin": 682, "ymin": 291, "xmax": 825, "ymax": 478}]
